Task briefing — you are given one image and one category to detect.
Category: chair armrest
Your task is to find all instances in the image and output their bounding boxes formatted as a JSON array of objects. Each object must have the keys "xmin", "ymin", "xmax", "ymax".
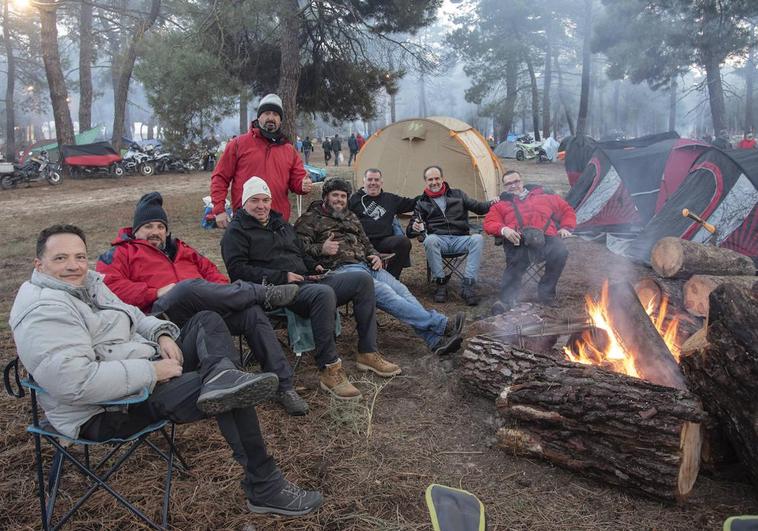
[
  {"xmin": 97, "ymin": 387, "xmax": 150, "ymax": 406},
  {"xmin": 3, "ymin": 358, "xmax": 24, "ymax": 398}
]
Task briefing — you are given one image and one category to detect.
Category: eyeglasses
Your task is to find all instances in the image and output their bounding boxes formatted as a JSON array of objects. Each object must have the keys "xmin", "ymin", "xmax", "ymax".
[{"xmin": 503, "ymin": 179, "xmax": 521, "ymax": 187}]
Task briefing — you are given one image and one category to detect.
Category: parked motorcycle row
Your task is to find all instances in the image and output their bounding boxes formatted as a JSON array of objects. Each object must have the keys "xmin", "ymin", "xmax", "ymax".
[{"xmin": 0, "ymin": 151, "xmax": 63, "ymax": 190}]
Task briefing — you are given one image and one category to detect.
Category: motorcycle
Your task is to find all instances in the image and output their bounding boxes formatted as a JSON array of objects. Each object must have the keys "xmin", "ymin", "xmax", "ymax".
[
  {"xmin": 0, "ymin": 151, "xmax": 63, "ymax": 190},
  {"xmin": 514, "ymin": 135, "xmax": 543, "ymax": 161},
  {"xmin": 122, "ymin": 144, "xmax": 155, "ymax": 176}
]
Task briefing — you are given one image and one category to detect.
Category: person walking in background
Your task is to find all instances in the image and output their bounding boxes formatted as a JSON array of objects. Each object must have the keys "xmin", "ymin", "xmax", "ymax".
[
  {"xmin": 712, "ymin": 129, "xmax": 732, "ymax": 150},
  {"xmin": 322, "ymin": 137, "xmax": 332, "ymax": 165},
  {"xmin": 302, "ymin": 136, "xmax": 314, "ymax": 163},
  {"xmin": 331, "ymin": 134, "xmax": 342, "ymax": 166},
  {"xmin": 347, "ymin": 133, "xmax": 359, "ymax": 166},
  {"xmin": 737, "ymin": 132, "xmax": 757, "ymax": 150},
  {"xmin": 356, "ymin": 133, "xmax": 366, "ymax": 151}
]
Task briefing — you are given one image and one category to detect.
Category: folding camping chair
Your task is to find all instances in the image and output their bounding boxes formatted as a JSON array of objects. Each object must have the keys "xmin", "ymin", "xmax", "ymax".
[
  {"xmin": 3, "ymin": 357, "xmax": 189, "ymax": 531},
  {"xmin": 426, "ymin": 251, "xmax": 469, "ymax": 284}
]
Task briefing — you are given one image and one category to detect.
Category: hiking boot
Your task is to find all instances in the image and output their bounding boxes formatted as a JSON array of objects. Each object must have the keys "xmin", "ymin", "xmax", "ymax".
[
  {"xmin": 444, "ymin": 311, "xmax": 466, "ymax": 338},
  {"xmin": 432, "ymin": 333, "xmax": 463, "ymax": 356},
  {"xmin": 276, "ymin": 388, "xmax": 309, "ymax": 416},
  {"xmin": 356, "ymin": 352, "xmax": 401, "ymax": 377},
  {"xmin": 319, "ymin": 359, "xmax": 362, "ymax": 400},
  {"xmin": 263, "ymin": 283, "xmax": 300, "ymax": 311},
  {"xmin": 461, "ymin": 278, "xmax": 480, "ymax": 306},
  {"xmin": 433, "ymin": 278, "xmax": 448, "ymax": 303},
  {"xmin": 197, "ymin": 370, "xmax": 278, "ymax": 415},
  {"xmin": 247, "ymin": 480, "xmax": 323, "ymax": 516}
]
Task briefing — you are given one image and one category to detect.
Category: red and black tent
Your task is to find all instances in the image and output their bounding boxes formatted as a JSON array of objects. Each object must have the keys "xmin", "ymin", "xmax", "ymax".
[
  {"xmin": 60, "ymin": 142, "xmax": 122, "ymax": 167},
  {"xmin": 560, "ymin": 135, "xmax": 596, "ymax": 186},
  {"xmin": 624, "ymin": 147, "xmax": 758, "ymax": 262},
  {"xmin": 566, "ymin": 133, "xmax": 708, "ymax": 233}
]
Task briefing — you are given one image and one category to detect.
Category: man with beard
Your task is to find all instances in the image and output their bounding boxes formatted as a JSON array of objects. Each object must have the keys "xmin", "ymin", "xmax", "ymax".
[
  {"xmin": 211, "ymin": 94, "xmax": 313, "ymax": 226},
  {"xmin": 295, "ymin": 178, "xmax": 465, "ymax": 357},
  {"xmin": 97, "ymin": 192, "xmax": 309, "ymax": 416}
]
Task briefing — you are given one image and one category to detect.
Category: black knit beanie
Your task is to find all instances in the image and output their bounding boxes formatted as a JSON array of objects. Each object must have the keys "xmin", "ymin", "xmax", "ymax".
[{"xmin": 133, "ymin": 192, "xmax": 168, "ymax": 231}]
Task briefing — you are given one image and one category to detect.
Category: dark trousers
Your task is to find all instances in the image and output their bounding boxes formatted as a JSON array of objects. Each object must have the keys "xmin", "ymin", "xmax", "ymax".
[
  {"xmin": 500, "ymin": 236, "xmax": 569, "ymax": 303},
  {"xmin": 372, "ymin": 235, "xmax": 412, "ymax": 279},
  {"xmin": 80, "ymin": 311, "xmax": 285, "ymax": 501},
  {"xmin": 348, "ymin": 150, "xmax": 358, "ymax": 166},
  {"xmin": 287, "ymin": 271, "xmax": 378, "ymax": 368},
  {"xmin": 324, "ymin": 150, "xmax": 331, "ymax": 163},
  {"xmin": 333, "ymin": 150, "xmax": 340, "ymax": 166},
  {"xmin": 149, "ymin": 279, "xmax": 293, "ymax": 390}
]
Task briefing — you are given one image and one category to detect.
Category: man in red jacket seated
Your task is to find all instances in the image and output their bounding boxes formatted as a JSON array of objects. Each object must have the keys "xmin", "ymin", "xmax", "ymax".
[
  {"xmin": 211, "ymin": 93, "xmax": 313, "ymax": 226},
  {"xmin": 96, "ymin": 192, "xmax": 309, "ymax": 416},
  {"xmin": 483, "ymin": 170, "xmax": 576, "ymax": 311}
]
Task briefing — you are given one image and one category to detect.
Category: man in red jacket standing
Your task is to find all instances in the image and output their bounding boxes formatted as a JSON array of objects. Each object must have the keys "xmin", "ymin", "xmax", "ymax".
[
  {"xmin": 96, "ymin": 192, "xmax": 310, "ymax": 416},
  {"xmin": 483, "ymin": 170, "xmax": 576, "ymax": 311},
  {"xmin": 211, "ymin": 94, "xmax": 313, "ymax": 226}
]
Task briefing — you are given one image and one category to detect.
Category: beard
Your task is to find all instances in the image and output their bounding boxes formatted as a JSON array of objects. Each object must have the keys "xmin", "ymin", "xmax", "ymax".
[{"xmin": 324, "ymin": 200, "xmax": 349, "ymax": 219}]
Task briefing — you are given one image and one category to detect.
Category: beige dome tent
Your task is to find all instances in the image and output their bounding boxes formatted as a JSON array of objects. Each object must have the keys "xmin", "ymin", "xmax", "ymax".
[{"xmin": 355, "ymin": 116, "xmax": 503, "ymax": 201}]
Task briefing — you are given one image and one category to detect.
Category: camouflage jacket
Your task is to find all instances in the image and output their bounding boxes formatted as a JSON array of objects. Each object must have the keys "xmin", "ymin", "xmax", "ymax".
[{"xmin": 294, "ymin": 200, "xmax": 379, "ymax": 270}]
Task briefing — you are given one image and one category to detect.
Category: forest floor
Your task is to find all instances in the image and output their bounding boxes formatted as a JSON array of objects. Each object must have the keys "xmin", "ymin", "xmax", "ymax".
[{"xmin": 0, "ymin": 154, "xmax": 755, "ymax": 530}]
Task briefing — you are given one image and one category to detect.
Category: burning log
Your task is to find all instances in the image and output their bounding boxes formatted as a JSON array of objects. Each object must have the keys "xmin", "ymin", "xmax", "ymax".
[
  {"xmin": 682, "ymin": 275, "xmax": 757, "ymax": 317},
  {"xmin": 650, "ymin": 237, "xmax": 756, "ymax": 279},
  {"xmin": 496, "ymin": 363, "xmax": 705, "ymax": 501},
  {"xmin": 463, "ymin": 311, "xmax": 566, "ymax": 353},
  {"xmin": 679, "ymin": 283, "xmax": 758, "ymax": 487},
  {"xmin": 634, "ymin": 277, "xmax": 704, "ymax": 343}
]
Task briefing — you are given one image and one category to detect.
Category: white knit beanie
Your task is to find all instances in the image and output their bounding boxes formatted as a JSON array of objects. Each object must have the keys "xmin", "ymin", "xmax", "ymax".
[
  {"xmin": 257, "ymin": 94, "xmax": 283, "ymax": 119},
  {"xmin": 242, "ymin": 177, "xmax": 272, "ymax": 206}
]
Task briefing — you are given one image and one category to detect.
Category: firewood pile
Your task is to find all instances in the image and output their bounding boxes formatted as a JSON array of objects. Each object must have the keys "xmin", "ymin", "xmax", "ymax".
[{"xmin": 459, "ymin": 237, "xmax": 757, "ymax": 502}]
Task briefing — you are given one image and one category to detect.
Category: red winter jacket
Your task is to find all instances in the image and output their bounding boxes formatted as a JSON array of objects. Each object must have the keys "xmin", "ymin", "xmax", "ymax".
[
  {"xmin": 211, "ymin": 126, "xmax": 308, "ymax": 221},
  {"xmin": 483, "ymin": 186, "xmax": 576, "ymax": 237},
  {"xmin": 737, "ymin": 138, "xmax": 757, "ymax": 150},
  {"xmin": 96, "ymin": 227, "xmax": 229, "ymax": 312}
]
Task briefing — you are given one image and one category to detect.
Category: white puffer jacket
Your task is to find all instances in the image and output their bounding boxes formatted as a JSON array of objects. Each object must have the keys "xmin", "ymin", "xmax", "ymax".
[{"xmin": 9, "ymin": 269, "xmax": 180, "ymax": 439}]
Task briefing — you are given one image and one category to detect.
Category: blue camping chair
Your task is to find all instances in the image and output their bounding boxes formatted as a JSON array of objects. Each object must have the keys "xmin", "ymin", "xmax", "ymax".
[{"xmin": 3, "ymin": 357, "xmax": 189, "ymax": 530}]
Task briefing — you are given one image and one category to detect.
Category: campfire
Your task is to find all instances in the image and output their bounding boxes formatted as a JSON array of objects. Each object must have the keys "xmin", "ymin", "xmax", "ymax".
[{"xmin": 563, "ymin": 280, "xmax": 681, "ymax": 377}]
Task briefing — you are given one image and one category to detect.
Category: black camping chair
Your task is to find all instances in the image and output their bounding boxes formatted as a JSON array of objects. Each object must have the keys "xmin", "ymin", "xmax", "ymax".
[
  {"xmin": 3, "ymin": 357, "xmax": 189, "ymax": 530},
  {"xmin": 426, "ymin": 251, "xmax": 469, "ymax": 284}
]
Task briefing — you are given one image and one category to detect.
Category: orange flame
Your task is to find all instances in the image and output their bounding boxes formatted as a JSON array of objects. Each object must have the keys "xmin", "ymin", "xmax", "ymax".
[{"xmin": 563, "ymin": 281, "xmax": 681, "ymax": 377}]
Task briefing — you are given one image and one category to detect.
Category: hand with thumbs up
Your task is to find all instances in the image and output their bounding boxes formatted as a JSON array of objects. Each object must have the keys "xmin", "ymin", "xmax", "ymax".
[
  {"xmin": 321, "ymin": 232, "xmax": 340, "ymax": 255},
  {"xmin": 301, "ymin": 176, "xmax": 313, "ymax": 193}
]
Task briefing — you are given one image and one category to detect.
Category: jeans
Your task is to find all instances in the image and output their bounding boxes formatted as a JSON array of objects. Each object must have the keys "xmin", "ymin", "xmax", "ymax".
[
  {"xmin": 149, "ymin": 279, "xmax": 293, "ymax": 390},
  {"xmin": 423, "ymin": 233, "xmax": 484, "ymax": 281},
  {"xmin": 335, "ymin": 263, "xmax": 447, "ymax": 349},
  {"xmin": 79, "ymin": 311, "xmax": 285, "ymax": 501},
  {"xmin": 287, "ymin": 271, "xmax": 378, "ymax": 367},
  {"xmin": 500, "ymin": 236, "xmax": 569, "ymax": 303}
]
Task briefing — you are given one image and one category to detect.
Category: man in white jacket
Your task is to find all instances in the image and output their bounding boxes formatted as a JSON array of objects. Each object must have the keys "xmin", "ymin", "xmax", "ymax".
[{"xmin": 9, "ymin": 224, "xmax": 323, "ymax": 517}]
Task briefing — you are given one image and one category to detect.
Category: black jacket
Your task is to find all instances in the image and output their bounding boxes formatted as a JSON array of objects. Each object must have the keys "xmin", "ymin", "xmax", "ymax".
[
  {"xmin": 221, "ymin": 208, "xmax": 317, "ymax": 285},
  {"xmin": 407, "ymin": 187, "xmax": 491, "ymax": 237},
  {"xmin": 348, "ymin": 189, "xmax": 417, "ymax": 241}
]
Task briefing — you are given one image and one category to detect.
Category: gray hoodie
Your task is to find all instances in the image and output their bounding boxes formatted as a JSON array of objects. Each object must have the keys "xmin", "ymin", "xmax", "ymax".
[{"xmin": 9, "ymin": 269, "xmax": 179, "ymax": 438}]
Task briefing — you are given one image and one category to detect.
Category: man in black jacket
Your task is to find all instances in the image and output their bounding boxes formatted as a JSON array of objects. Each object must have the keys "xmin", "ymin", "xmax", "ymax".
[
  {"xmin": 407, "ymin": 165, "xmax": 492, "ymax": 305},
  {"xmin": 348, "ymin": 168, "xmax": 416, "ymax": 279},
  {"xmin": 220, "ymin": 177, "xmax": 401, "ymax": 402}
]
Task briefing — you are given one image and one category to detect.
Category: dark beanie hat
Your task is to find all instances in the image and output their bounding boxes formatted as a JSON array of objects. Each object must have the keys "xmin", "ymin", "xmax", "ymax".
[
  {"xmin": 322, "ymin": 177, "xmax": 352, "ymax": 198},
  {"xmin": 133, "ymin": 192, "xmax": 168, "ymax": 231}
]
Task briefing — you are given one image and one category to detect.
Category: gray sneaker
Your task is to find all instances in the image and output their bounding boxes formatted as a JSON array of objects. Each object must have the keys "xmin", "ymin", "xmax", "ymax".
[
  {"xmin": 444, "ymin": 311, "xmax": 466, "ymax": 337},
  {"xmin": 197, "ymin": 370, "xmax": 278, "ymax": 416},
  {"xmin": 276, "ymin": 389, "xmax": 309, "ymax": 416},
  {"xmin": 247, "ymin": 480, "xmax": 323, "ymax": 516},
  {"xmin": 432, "ymin": 333, "xmax": 463, "ymax": 356},
  {"xmin": 263, "ymin": 283, "xmax": 299, "ymax": 310}
]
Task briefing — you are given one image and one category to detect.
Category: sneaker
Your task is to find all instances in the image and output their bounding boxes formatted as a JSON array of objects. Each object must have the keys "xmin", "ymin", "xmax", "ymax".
[
  {"xmin": 247, "ymin": 480, "xmax": 323, "ymax": 516},
  {"xmin": 432, "ymin": 333, "xmax": 463, "ymax": 356},
  {"xmin": 356, "ymin": 352, "xmax": 401, "ymax": 377},
  {"xmin": 319, "ymin": 359, "xmax": 362, "ymax": 400},
  {"xmin": 461, "ymin": 278, "xmax": 479, "ymax": 306},
  {"xmin": 196, "ymin": 370, "xmax": 278, "ymax": 415},
  {"xmin": 433, "ymin": 278, "xmax": 448, "ymax": 303},
  {"xmin": 263, "ymin": 283, "xmax": 300, "ymax": 311},
  {"xmin": 276, "ymin": 389, "xmax": 309, "ymax": 416},
  {"xmin": 444, "ymin": 311, "xmax": 466, "ymax": 337}
]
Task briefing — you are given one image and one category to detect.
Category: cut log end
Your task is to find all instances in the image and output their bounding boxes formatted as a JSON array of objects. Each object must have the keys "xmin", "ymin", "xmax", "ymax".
[
  {"xmin": 651, "ymin": 238, "xmax": 684, "ymax": 278},
  {"xmin": 677, "ymin": 421, "xmax": 702, "ymax": 499}
]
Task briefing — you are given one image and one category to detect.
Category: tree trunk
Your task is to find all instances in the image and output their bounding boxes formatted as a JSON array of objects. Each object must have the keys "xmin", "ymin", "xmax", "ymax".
[
  {"xmin": 612, "ymin": 80, "xmax": 620, "ymax": 132},
  {"xmin": 679, "ymin": 283, "xmax": 758, "ymax": 487},
  {"xmin": 555, "ymin": 55, "xmax": 574, "ymax": 136},
  {"xmin": 277, "ymin": 0, "xmax": 301, "ymax": 141},
  {"xmin": 37, "ymin": 1, "xmax": 75, "ymax": 147},
  {"xmin": 683, "ymin": 275, "xmax": 757, "ymax": 317},
  {"xmin": 745, "ymin": 44, "xmax": 755, "ymax": 133},
  {"xmin": 525, "ymin": 54, "xmax": 541, "ymax": 142},
  {"xmin": 542, "ymin": 30, "xmax": 552, "ymax": 139},
  {"xmin": 111, "ymin": 0, "xmax": 161, "ymax": 151},
  {"xmin": 389, "ymin": 91, "xmax": 396, "ymax": 124},
  {"xmin": 703, "ymin": 52, "xmax": 727, "ymax": 134},
  {"xmin": 668, "ymin": 78, "xmax": 677, "ymax": 132},
  {"xmin": 501, "ymin": 60, "xmax": 519, "ymax": 138},
  {"xmin": 651, "ymin": 237, "xmax": 756, "ymax": 279},
  {"xmin": 78, "ymin": 1, "xmax": 93, "ymax": 132},
  {"xmin": 418, "ymin": 73, "xmax": 427, "ymax": 117},
  {"xmin": 497, "ymin": 362, "xmax": 704, "ymax": 501},
  {"xmin": 3, "ymin": 0, "xmax": 16, "ymax": 161},
  {"xmin": 575, "ymin": 0, "xmax": 593, "ymax": 135}
]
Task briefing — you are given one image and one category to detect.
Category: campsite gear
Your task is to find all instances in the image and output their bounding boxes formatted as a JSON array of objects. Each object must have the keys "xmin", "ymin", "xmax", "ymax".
[
  {"xmin": 61, "ymin": 142, "xmax": 125, "ymax": 178},
  {"xmin": 723, "ymin": 515, "xmax": 758, "ymax": 531},
  {"xmin": 514, "ymin": 134, "xmax": 542, "ymax": 161},
  {"xmin": 425, "ymin": 484, "xmax": 487, "ymax": 531},
  {"xmin": 682, "ymin": 208, "xmax": 717, "ymax": 235},
  {"xmin": 356, "ymin": 116, "xmax": 502, "ymax": 202},
  {"xmin": 319, "ymin": 359, "xmax": 362, "ymax": 400},
  {"xmin": 201, "ymin": 196, "xmax": 233, "ymax": 229},
  {"xmin": 355, "ymin": 351, "xmax": 401, "ymax": 377},
  {"xmin": 510, "ymin": 200, "xmax": 551, "ymax": 250},
  {"xmin": 560, "ymin": 134, "xmax": 597, "ymax": 185},
  {"xmin": 0, "ymin": 150, "xmax": 62, "ymax": 189}
]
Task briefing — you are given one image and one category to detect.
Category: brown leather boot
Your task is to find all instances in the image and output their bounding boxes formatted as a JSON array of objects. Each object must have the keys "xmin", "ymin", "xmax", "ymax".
[
  {"xmin": 319, "ymin": 359, "xmax": 362, "ymax": 400},
  {"xmin": 356, "ymin": 352, "xmax": 402, "ymax": 377}
]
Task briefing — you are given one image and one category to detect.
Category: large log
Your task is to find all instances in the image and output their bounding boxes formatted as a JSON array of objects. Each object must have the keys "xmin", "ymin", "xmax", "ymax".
[
  {"xmin": 682, "ymin": 275, "xmax": 757, "ymax": 317},
  {"xmin": 606, "ymin": 281, "xmax": 686, "ymax": 390},
  {"xmin": 650, "ymin": 237, "xmax": 756, "ymax": 279},
  {"xmin": 634, "ymin": 277, "xmax": 704, "ymax": 344},
  {"xmin": 679, "ymin": 283, "xmax": 758, "ymax": 487},
  {"xmin": 496, "ymin": 363, "xmax": 705, "ymax": 501},
  {"xmin": 464, "ymin": 311, "xmax": 565, "ymax": 353}
]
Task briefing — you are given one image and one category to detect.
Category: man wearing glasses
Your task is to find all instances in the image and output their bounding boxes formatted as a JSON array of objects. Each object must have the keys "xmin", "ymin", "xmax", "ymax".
[{"xmin": 483, "ymin": 170, "xmax": 576, "ymax": 311}]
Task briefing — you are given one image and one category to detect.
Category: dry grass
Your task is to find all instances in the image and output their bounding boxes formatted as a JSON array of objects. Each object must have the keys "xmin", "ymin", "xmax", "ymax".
[{"xmin": 0, "ymin": 156, "xmax": 755, "ymax": 530}]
